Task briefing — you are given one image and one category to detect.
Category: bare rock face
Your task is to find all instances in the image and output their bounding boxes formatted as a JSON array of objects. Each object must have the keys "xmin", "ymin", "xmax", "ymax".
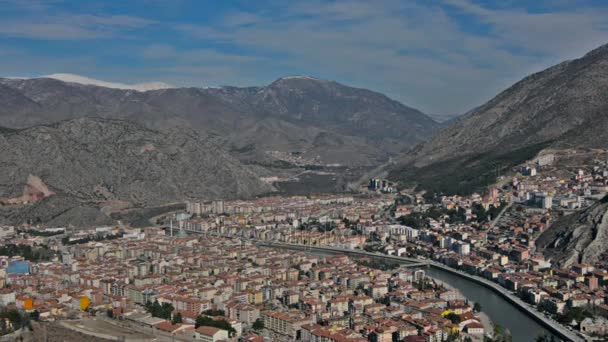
[
  {"xmin": 389, "ymin": 42, "xmax": 608, "ymax": 193},
  {"xmin": 0, "ymin": 118, "xmax": 272, "ymax": 226},
  {"xmin": 537, "ymin": 197, "xmax": 608, "ymax": 267}
]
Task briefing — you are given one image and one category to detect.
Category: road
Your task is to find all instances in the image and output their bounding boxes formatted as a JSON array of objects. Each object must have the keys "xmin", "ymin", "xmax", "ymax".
[
  {"xmin": 257, "ymin": 241, "xmax": 429, "ymax": 267},
  {"xmin": 489, "ymin": 201, "xmax": 513, "ymax": 229}
]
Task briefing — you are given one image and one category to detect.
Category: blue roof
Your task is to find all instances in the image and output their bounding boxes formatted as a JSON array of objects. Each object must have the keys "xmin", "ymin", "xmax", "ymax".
[{"xmin": 7, "ymin": 261, "xmax": 30, "ymax": 274}]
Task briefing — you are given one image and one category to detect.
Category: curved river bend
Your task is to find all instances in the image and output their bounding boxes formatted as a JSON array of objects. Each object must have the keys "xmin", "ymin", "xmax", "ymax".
[
  {"xmin": 425, "ymin": 267, "xmax": 551, "ymax": 341},
  {"xmin": 308, "ymin": 250, "xmax": 555, "ymax": 342}
]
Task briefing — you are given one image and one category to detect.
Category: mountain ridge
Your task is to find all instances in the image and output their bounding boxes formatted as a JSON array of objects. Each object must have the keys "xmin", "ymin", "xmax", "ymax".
[{"xmin": 0, "ymin": 75, "xmax": 440, "ymax": 167}]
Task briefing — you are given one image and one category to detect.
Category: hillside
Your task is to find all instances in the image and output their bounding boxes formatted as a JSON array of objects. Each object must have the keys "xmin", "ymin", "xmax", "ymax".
[
  {"xmin": 0, "ymin": 118, "xmax": 272, "ymax": 226},
  {"xmin": 388, "ymin": 43, "xmax": 608, "ymax": 194}
]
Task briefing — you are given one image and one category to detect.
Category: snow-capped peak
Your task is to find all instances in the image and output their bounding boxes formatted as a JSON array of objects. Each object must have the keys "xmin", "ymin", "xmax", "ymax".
[
  {"xmin": 41, "ymin": 73, "xmax": 173, "ymax": 91},
  {"xmin": 278, "ymin": 75, "xmax": 320, "ymax": 81}
]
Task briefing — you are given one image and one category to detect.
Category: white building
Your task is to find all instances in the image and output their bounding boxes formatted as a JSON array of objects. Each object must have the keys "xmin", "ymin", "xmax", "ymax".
[{"xmin": 0, "ymin": 289, "xmax": 15, "ymax": 306}]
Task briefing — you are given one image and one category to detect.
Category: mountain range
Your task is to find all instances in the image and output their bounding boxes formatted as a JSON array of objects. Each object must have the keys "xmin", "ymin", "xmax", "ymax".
[{"xmin": 0, "ymin": 75, "xmax": 439, "ymax": 167}]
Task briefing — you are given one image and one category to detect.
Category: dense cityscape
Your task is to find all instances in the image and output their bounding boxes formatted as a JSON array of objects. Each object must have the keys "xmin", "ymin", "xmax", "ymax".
[{"xmin": 0, "ymin": 150, "xmax": 605, "ymax": 341}]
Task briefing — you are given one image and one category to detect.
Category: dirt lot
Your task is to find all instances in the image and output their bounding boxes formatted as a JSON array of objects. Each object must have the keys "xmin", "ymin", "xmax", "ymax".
[
  {"xmin": 17, "ymin": 319, "xmax": 156, "ymax": 342},
  {"xmin": 20, "ymin": 321, "xmax": 114, "ymax": 342}
]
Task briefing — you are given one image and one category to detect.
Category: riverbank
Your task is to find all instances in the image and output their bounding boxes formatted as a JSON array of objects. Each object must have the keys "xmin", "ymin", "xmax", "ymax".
[
  {"xmin": 431, "ymin": 277, "xmax": 494, "ymax": 336},
  {"xmin": 429, "ymin": 263, "xmax": 583, "ymax": 342},
  {"xmin": 256, "ymin": 242, "xmax": 580, "ymax": 342}
]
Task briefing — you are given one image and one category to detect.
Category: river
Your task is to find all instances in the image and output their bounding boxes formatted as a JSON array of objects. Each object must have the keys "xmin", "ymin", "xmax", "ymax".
[
  {"xmin": 307, "ymin": 250, "xmax": 556, "ymax": 342},
  {"xmin": 425, "ymin": 267, "xmax": 552, "ymax": 341}
]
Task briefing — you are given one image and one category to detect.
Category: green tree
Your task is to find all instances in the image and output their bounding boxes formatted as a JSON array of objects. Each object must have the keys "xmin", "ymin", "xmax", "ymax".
[
  {"xmin": 494, "ymin": 324, "xmax": 503, "ymax": 336},
  {"xmin": 172, "ymin": 312, "xmax": 182, "ymax": 324},
  {"xmin": 473, "ymin": 302, "xmax": 482, "ymax": 312},
  {"xmin": 445, "ymin": 312, "xmax": 461, "ymax": 324},
  {"xmin": 160, "ymin": 303, "xmax": 174, "ymax": 319},
  {"xmin": 29, "ymin": 310, "xmax": 40, "ymax": 321},
  {"xmin": 252, "ymin": 318, "xmax": 264, "ymax": 331},
  {"xmin": 202, "ymin": 309, "xmax": 225, "ymax": 317}
]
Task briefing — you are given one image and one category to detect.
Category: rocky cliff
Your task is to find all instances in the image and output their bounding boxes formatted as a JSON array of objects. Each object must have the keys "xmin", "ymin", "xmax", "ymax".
[{"xmin": 537, "ymin": 197, "xmax": 608, "ymax": 267}]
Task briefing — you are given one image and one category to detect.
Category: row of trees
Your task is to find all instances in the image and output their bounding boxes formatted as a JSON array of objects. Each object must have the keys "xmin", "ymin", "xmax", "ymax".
[
  {"xmin": 397, "ymin": 202, "xmax": 507, "ymax": 229},
  {"xmin": 22, "ymin": 229, "xmax": 63, "ymax": 237},
  {"xmin": 202, "ymin": 309, "xmax": 225, "ymax": 316},
  {"xmin": 0, "ymin": 244, "xmax": 55, "ymax": 262},
  {"xmin": 144, "ymin": 300, "xmax": 174, "ymax": 320},
  {"xmin": 61, "ymin": 232, "xmax": 124, "ymax": 245}
]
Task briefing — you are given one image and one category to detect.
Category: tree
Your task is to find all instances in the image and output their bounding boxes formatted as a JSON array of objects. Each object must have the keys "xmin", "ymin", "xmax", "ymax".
[
  {"xmin": 149, "ymin": 300, "xmax": 162, "ymax": 317},
  {"xmin": 473, "ymin": 302, "xmax": 482, "ymax": 312},
  {"xmin": 494, "ymin": 324, "xmax": 503, "ymax": 336},
  {"xmin": 160, "ymin": 303, "xmax": 174, "ymax": 319},
  {"xmin": 146, "ymin": 300, "xmax": 173, "ymax": 319},
  {"xmin": 172, "ymin": 312, "xmax": 182, "ymax": 324},
  {"xmin": 202, "ymin": 309, "xmax": 225, "ymax": 317},
  {"xmin": 445, "ymin": 312, "xmax": 461, "ymax": 324},
  {"xmin": 29, "ymin": 310, "xmax": 40, "ymax": 321},
  {"xmin": 252, "ymin": 318, "xmax": 264, "ymax": 331}
]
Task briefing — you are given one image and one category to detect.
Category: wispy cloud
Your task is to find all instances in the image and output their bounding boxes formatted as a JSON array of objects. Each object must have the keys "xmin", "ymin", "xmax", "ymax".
[
  {"xmin": 443, "ymin": 0, "xmax": 608, "ymax": 59},
  {"xmin": 174, "ymin": 0, "xmax": 608, "ymax": 113},
  {"xmin": 0, "ymin": 14, "xmax": 154, "ymax": 40}
]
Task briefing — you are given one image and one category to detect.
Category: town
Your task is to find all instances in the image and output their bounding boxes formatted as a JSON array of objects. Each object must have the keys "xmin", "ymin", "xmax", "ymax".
[{"xmin": 0, "ymin": 150, "xmax": 606, "ymax": 341}]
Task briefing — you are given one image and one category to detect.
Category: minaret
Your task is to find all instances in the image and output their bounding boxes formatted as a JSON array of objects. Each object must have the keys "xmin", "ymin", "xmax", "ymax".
[{"xmin": 170, "ymin": 219, "xmax": 173, "ymax": 237}]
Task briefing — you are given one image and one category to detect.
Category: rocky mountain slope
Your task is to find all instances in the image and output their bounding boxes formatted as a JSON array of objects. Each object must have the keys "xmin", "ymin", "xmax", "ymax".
[
  {"xmin": 0, "ymin": 118, "xmax": 272, "ymax": 226},
  {"xmin": 537, "ymin": 197, "xmax": 608, "ymax": 267},
  {"xmin": 0, "ymin": 76, "xmax": 438, "ymax": 167},
  {"xmin": 389, "ymin": 43, "xmax": 608, "ymax": 193}
]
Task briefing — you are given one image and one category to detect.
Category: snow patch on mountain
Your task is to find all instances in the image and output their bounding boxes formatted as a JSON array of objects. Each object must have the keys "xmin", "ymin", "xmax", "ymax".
[{"xmin": 42, "ymin": 73, "xmax": 173, "ymax": 91}]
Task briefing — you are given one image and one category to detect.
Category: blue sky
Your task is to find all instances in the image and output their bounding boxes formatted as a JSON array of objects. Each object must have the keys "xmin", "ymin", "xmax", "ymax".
[{"xmin": 1, "ymin": 0, "xmax": 607, "ymax": 114}]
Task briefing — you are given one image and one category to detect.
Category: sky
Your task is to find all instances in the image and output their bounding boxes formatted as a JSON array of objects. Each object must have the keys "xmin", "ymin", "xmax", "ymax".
[{"xmin": 1, "ymin": 0, "xmax": 608, "ymax": 114}]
